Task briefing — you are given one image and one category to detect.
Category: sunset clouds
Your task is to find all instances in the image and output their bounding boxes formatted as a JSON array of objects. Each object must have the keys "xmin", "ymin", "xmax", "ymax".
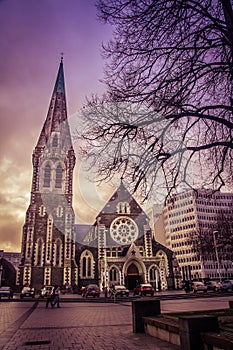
[{"xmin": 0, "ymin": 0, "xmax": 113, "ymax": 251}]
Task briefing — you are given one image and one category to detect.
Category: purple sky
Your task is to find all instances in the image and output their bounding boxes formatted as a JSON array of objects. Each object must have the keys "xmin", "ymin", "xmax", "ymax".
[{"xmin": 0, "ymin": 0, "xmax": 116, "ymax": 251}]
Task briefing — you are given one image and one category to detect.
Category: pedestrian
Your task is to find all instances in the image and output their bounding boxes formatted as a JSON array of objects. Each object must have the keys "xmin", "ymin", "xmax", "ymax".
[
  {"xmin": 46, "ymin": 288, "xmax": 54, "ymax": 308},
  {"xmin": 184, "ymin": 280, "xmax": 190, "ymax": 293},
  {"xmin": 53, "ymin": 286, "xmax": 61, "ymax": 308}
]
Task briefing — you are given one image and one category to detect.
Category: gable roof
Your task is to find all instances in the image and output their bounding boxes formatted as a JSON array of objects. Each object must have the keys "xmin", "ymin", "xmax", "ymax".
[{"xmin": 96, "ymin": 181, "xmax": 145, "ymax": 218}]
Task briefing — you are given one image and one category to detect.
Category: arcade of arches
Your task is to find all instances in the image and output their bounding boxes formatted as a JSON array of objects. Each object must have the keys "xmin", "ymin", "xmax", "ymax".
[{"xmin": 107, "ymin": 259, "xmax": 163, "ymax": 291}]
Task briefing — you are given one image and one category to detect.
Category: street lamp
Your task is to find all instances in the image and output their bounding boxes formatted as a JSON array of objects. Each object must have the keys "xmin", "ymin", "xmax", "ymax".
[
  {"xmin": 213, "ymin": 231, "xmax": 222, "ymax": 282},
  {"xmin": 0, "ymin": 264, "xmax": 2, "ymax": 287},
  {"xmin": 0, "ymin": 257, "xmax": 3, "ymax": 287}
]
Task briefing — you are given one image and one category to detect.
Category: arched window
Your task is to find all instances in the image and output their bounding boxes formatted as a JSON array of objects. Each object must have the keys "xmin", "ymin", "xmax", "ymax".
[
  {"xmin": 39, "ymin": 205, "xmax": 46, "ymax": 217},
  {"xmin": 87, "ymin": 257, "xmax": 91, "ymax": 277},
  {"xmin": 82, "ymin": 257, "xmax": 86, "ymax": 276},
  {"xmin": 109, "ymin": 267, "xmax": 117, "ymax": 282},
  {"xmin": 36, "ymin": 239, "xmax": 43, "ymax": 266},
  {"xmin": 117, "ymin": 202, "xmax": 130, "ymax": 214},
  {"xmin": 56, "ymin": 206, "xmax": 63, "ymax": 217},
  {"xmin": 80, "ymin": 250, "xmax": 94, "ymax": 278},
  {"xmin": 44, "ymin": 164, "xmax": 51, "ymax": 187},
  {"xmin": 55, "ymin": 239, "xmax": 62, "ymax": 266},
  {"xmin": 52, "ymin": 134, "xmax": 58, "ymax": 147},
  {"xmin": 55, "ymin": 164, "xmax": 62, "ymax": 188}
]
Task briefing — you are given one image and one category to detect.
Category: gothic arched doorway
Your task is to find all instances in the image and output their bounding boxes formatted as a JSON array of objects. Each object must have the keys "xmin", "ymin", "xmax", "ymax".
[{"xmin": 126, "ymin": 263, "xmax": 141, "ymax": 290}]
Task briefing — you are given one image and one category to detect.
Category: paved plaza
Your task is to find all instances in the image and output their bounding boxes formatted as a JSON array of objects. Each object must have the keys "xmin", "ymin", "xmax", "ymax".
[
  {"xmin": 0, "ymin": 300, "xmax": 179, "ymax": 350},
  {"xmin": 1, "ymin": 294, "xmax": 233, "ymax": 350}
]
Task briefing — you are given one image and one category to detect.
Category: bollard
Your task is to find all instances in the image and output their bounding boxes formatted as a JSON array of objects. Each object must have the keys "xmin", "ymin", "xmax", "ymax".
[{"xmin": 132, "ymin": 299, "xmax": 161, "ymax": 333}]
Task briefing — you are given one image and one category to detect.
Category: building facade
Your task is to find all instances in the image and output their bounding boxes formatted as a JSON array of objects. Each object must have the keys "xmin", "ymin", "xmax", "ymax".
[
  {"xmin": 76, "ymin": 182, "xmax": 180, "ymax": 291},
  {"xmin": 18, "ymin": 59, "xmax": 181, "ymax": 291},
  {"xmin": 163, "ymin": 188, "xmax": 233, "ymax": 281}
]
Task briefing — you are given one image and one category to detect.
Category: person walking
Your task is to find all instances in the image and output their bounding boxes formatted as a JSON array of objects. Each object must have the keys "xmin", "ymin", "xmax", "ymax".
[
  {"xmin": 46, "ymin": 288, "xmax": 54, "ymax": 308},
  {"xmin": 53, "ymin": 286, "xmax": 61, "ymax": 308}
]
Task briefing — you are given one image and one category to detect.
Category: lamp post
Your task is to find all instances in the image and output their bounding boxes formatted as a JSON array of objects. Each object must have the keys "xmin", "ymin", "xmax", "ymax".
[
  {"xmin": 213, "ymin": 231, "xmax": 222, "ymax": 282},
  {"xmin": 0, "ymin": 264, "xmax": 2, "ymax": 287},
  {"xmin": 0, "ymin": 256, "xmax": 4, "ymax": 287}
]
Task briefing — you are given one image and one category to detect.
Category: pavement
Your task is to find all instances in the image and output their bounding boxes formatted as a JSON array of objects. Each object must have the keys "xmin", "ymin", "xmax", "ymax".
[
  {"xmin": 0, "ymin": 299, "xmax": 179, "ymax": 350},
  {"xmin": 1, "ymin": 292, "xmax": 233, "ymax": 350}
]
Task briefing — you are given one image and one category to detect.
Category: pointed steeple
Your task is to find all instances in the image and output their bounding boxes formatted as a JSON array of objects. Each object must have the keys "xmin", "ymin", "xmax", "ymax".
[
  {"xmin": 36, "ymin": 57, "xmax": 69, "ymax": 147},
  {"xmin": 31, "ymin": 58, "xmax": 75, "ymax": 200},
  {"xmin": 53, "ymin": 56, "xmax": 65, "ymax": 94}
]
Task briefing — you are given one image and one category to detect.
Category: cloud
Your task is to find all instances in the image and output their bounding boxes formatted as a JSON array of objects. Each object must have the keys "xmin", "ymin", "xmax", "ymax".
[
  {"xmin": 0, "ymin": 156, "xmax": 30, "ymax": 251},
  {"xmin": 0, "ymin": 212, "xmax": 22, "ymax": 252},
  {"xmin": 0, "ymin": 0, "xmax": 113, "ymax": 251}
]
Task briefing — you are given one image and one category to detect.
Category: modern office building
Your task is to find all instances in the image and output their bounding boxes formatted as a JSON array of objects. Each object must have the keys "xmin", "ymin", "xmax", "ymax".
[{"xmin": 163, "ymin": 188, "xmax": 233, "ymax": 281}]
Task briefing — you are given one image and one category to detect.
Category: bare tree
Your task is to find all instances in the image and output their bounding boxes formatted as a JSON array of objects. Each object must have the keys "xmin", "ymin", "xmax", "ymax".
[
  {"xmin": 79, "ymin": 0, "xmax": 233, "ymax": 200},
  {"xmin": 188, "ymin": 214, "xmax": 233, "ymax": 264}
]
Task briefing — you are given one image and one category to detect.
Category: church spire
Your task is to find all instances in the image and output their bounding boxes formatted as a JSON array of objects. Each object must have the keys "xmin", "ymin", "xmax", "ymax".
[
  {"xmin": 31, "ymin": 58, "xmax": 75, "ymax": 200},
  {"xmin": 36, "ymin": 57, "xmax": 68, "ymax": 147},
  {"xmin": 53, "ymin": 56, "xmax": 65, "ymax": 94}
]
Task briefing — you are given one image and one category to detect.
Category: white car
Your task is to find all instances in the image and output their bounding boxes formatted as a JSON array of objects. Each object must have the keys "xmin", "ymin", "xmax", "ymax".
[
  {"xmin": 111, "ymin": 285, "xmax": 129, "ymax": 297},
  {"xmin": 40, "ymin": 286, "xmax": 55, "ymax": 298},
  {"xmin": 205, "ymin": 281, "xmax": 222, "ymax": 292},
  {"xmin": 191, "ymin": 281, "xmax": 207, "ymax": 293},
  {"xmin": 20, "ymin": 286, "xmax": 35, "ymax": 299}
]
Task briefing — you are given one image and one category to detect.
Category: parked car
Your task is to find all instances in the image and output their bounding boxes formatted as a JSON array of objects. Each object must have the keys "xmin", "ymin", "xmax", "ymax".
[
  {"xmin": 79, "ymin": 286, "xmax": 86, "ymax": 295},
  {"xmin": 133, "ymin": 283, "xmax": 154, "ymax": 296},
  {"xmin": 110, "ymin": 285, "xmax": 129, "ymax": 297},
  {"xmin": 0, "ymin": 286, "xmax": 14, "ymax": 299},
  {"xmin": 191, "ymin": 281, "xmax": 207, "ymax": 293},
  {"xmin": 205, "ymin": 281, "xmax": 222, "ymax": 292},
  {"xmin": 40, "ymin": 285, "xmax": 55, "ymax": 298},
  {"xmin": 20, "ymin": 286, "xmax": 35, "ymax": 299},
  {"xmin": 82, "ymin": 284, "xmax": 100, "ymax": 298},
  {"xmin": 221, "ymin": 280, "xmax": 233, "ymax": 292}
]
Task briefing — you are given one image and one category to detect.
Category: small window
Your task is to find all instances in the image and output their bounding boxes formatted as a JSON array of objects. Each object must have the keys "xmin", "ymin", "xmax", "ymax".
[
  {"xmin": 117, "ymin": 202, "xmax": 130, "ymax": 214},
  {"xmin": 52, "ymin": 134, "xmax": 58, "ymax": 147},
  {"xmin": 56, "ymin": 206, "xmax": 63, "ymax": 217},
  {"xmin": 55, "ymin": 165, "xmax": 62, "ymax": 188},
  {"xmin": 39, "ymin": 205, "xmax": 46, "ymax": 217},
  {"xmin": 36, "ymin": 239, "xmax": 43, "ymax": 266},
  {"xmin": 55, "ymin": 240, "xmax": 62, "ymax": 266},
  {"xmin": 109, "ymin": 267, "xmax": 117, "ymax": 281},
  {"xmin": 44, "ymin": 164, "xmax": 51, "ymax": 187}
]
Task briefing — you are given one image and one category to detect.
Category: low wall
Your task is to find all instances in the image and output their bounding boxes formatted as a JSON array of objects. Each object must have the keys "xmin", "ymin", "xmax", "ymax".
[
  {"xmin": 133, "ymin": 300, "xmax": 233, "ymax": 349},
  {"xmin": 143, "ymin": 315, "xmax": 180, "ymax": 346}
]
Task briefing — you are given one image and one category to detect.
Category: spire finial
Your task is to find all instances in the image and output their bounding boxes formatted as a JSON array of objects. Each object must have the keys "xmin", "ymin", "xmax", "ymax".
[{"xmin": 60, "ymin": 52, "xmax": 64, "ymax": 62}]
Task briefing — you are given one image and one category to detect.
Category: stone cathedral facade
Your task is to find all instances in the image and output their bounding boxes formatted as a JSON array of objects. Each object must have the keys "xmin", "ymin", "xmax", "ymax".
[{"xmin": 18, "ymin": 59, "xmax": 180, "ymax": 291}]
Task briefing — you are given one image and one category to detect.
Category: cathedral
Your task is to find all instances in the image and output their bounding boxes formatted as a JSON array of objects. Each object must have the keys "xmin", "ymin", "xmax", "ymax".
[{"xmin": 18, "ymin": 59, "xmax": 181, "ymax": 291}]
